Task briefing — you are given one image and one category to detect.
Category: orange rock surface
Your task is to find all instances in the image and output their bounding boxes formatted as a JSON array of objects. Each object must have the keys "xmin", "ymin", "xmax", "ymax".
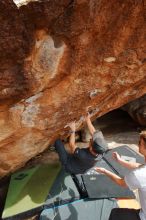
[{"xmin": 0, "ymin": 0, "xmax": 146, "ymax": 176}]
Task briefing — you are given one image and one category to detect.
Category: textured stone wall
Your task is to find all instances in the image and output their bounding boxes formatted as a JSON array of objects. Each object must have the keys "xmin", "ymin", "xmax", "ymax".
[
  {"xmin": 0, "ymin": 0, "xmax": 146, "ymax": 177},
  {"xmin": 122, "ymin": 95, "xmax": 146, "ymax": 126}
]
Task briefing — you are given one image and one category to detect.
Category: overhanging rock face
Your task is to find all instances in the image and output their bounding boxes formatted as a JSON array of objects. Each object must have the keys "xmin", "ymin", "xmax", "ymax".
[{"xmin": 0, "ymin": 0, "xmax": 146, "ymax": 177}]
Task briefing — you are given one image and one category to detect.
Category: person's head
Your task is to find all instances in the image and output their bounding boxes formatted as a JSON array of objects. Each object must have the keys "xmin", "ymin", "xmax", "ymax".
[
  {"xmin": 139, "ymin": 131, "xmax": 146, "ymax": 157},
  {"xmin": 89, "ymin": 137, "xmax": 107, "ymax": 156}
]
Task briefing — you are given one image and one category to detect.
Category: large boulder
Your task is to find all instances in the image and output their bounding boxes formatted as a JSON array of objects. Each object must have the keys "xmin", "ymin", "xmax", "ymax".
[
  {"xmin": 0, "ymin": 0, "xmax": 146, "ymax": 177},
  {"xmin": 122, "ymin": 95, "xmax": 146, "ymax": 126}
]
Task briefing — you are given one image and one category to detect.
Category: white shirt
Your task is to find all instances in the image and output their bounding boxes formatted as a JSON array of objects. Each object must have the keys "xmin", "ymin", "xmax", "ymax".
[{"xmin": 125, "ymin": 165, "xmax": 146, "ymax": 220}]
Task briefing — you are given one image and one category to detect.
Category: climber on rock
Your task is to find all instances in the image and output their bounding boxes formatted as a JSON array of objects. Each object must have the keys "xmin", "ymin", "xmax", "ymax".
[{"xmin": 54, "ymin": 113, "xmax": 108, "ymax": 174}]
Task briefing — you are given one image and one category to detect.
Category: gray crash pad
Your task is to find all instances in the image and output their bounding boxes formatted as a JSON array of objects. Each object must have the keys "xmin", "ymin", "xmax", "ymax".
[
  {"xmin": 44, "ymin": 169, "xmax": 80, "ymax": 208},
  {"xmin": 40, "ymin": 198, "xmax": 118, "ymax": 220}
]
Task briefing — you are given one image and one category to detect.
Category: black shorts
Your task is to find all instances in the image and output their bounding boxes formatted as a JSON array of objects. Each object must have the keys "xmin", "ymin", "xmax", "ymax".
[{"xmin": 109, "ymin": 208, "xmax": 141, "ymax": 220}]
